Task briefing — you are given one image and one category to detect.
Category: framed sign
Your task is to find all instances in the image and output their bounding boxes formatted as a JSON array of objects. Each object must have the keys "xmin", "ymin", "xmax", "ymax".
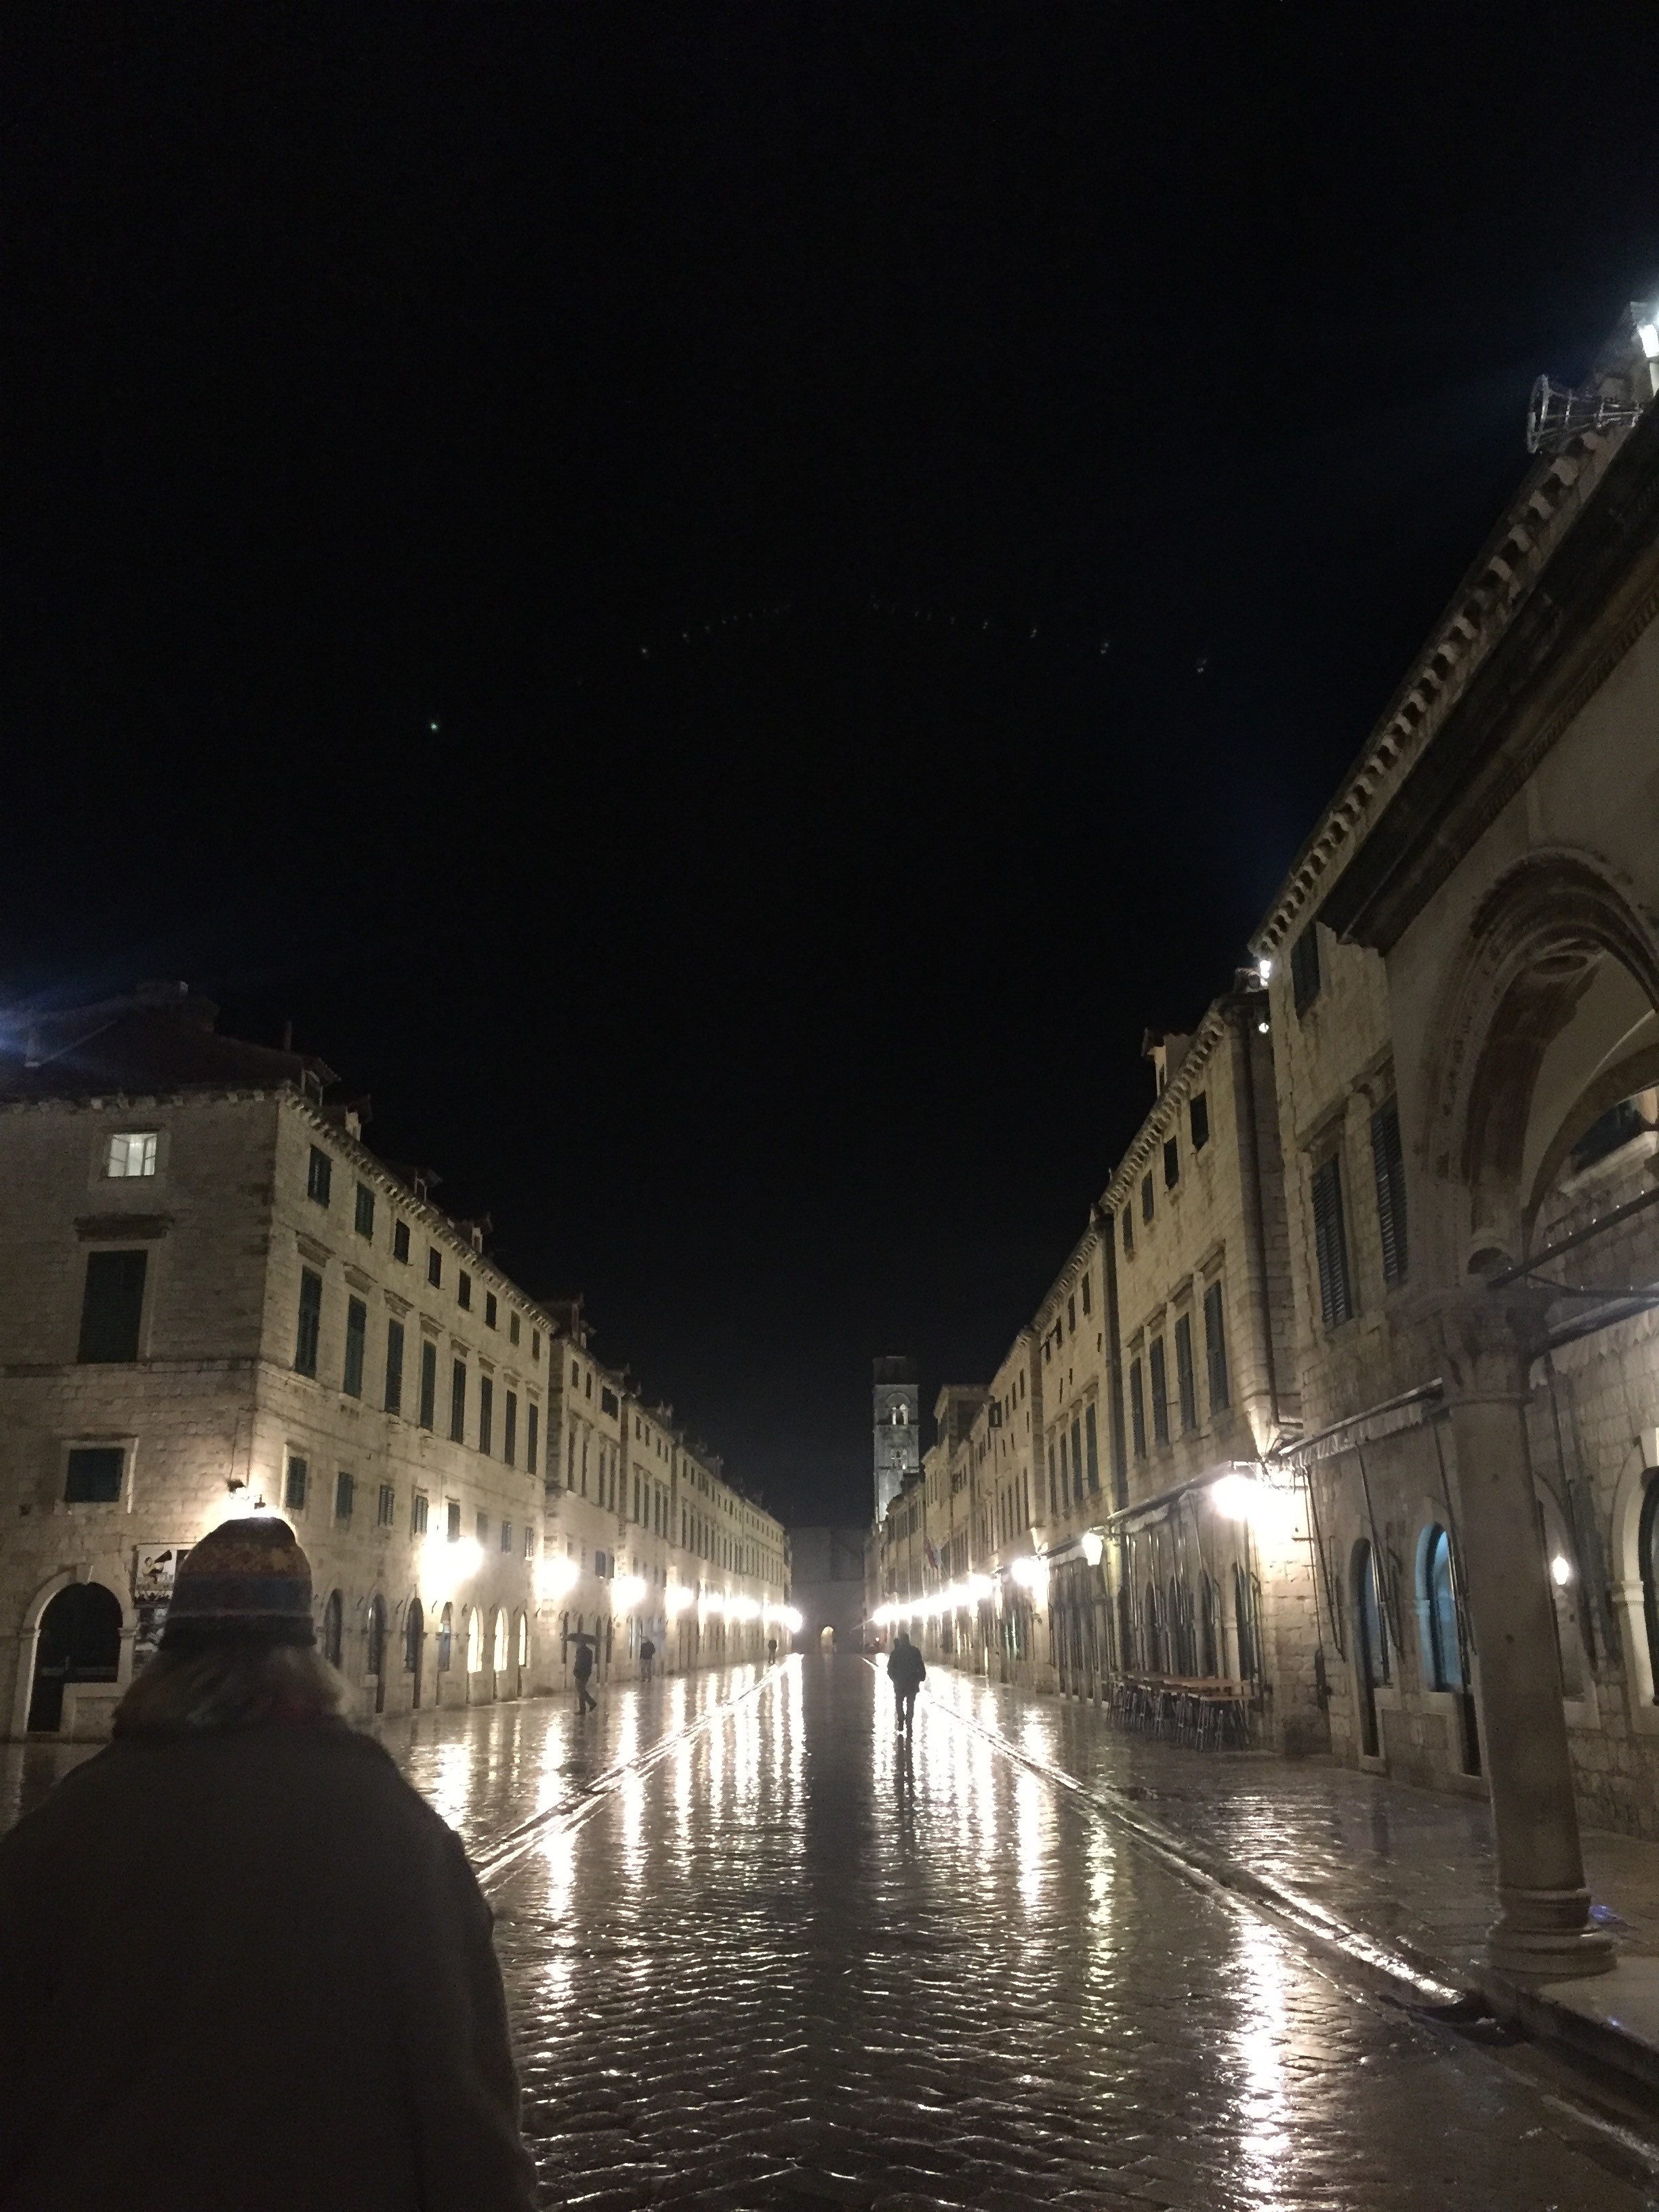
[{"xmin": 134, "ymin": 1545, "xmax": 185, "ymax": 1601}]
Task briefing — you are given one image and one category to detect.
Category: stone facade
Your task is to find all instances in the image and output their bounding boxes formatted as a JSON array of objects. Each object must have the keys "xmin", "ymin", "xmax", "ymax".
[{"xmin": 0, "ymin": 992, "xmax": 788, "ymax": 1739}]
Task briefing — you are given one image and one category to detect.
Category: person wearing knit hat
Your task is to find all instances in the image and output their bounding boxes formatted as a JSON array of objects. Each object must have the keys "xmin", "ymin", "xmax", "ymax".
[{"xmin": 0, "ymin": 1513, "xmax": 535, "ymax": 2212}]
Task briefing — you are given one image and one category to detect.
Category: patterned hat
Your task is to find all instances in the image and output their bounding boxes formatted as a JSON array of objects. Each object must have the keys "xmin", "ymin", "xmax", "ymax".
[{"xmin": 161, "ymin": 1515, "xmax": 316, "ymax": 1650}]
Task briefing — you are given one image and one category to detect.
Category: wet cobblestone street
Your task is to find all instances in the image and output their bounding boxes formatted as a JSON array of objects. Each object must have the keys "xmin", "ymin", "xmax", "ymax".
[
  {"xmin": 7, "ymin": 1655, "xmax": 1658, "ymax": 2206},
  {"xmin": 407, "ymin": 1656, "xmax": 1659, "ymax": 2210}
]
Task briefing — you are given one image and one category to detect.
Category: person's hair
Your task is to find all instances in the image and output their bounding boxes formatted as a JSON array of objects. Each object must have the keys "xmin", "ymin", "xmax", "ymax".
[{"xmin": 113, "ymin": 1639, "xmax": 344, "ymax": 1737}]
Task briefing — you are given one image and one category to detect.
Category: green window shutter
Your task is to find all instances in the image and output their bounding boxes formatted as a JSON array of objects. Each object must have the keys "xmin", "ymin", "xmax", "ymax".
[
  {"xmin": 450, "ymin": 1360, "xmax": 467, "ymax": 1443},
  {"xmin": 418, "ymin": 1340, "xmax": 437, "ymax": 1429},
  {"xmin": 1204, "ymin": 1281, "xmax": 1229, "ymax": 1412},
  {"xmin": 343, "ymin": 1298, "xmax": 367, "ymax": 1398},
  {"xmin": 1085, "ymin": 1404, "xmax": 1100, "ymax": 1493},
  {"xmin": 384, "ymin": 1320, "xmax": 405, "ymax": 1415},
  {"xmin": 1370, "ymin": 1098, "xmax": 1408, "ymax": 1286},
  {"xmin": 1130, "ymin": 1362, "xmax": 1147, "ymax": 1459},
  {"xmin": 1312, "ymin": 1155, "xmax": 1355, "ymax": 1328},
  {"xmin": 1149, "ymin": 1338, "xmax": 1170, "ymax": 1446},
  {"xmin": 78, "ymin": 1249, "xmax": 148, "ymax": 1364},
  {"xmin": 294, "ymin": 1268, "xmax": 323, "ymax": 1376},
  {"xmin": 1174, "ymin": 1313, "xmax": 1197, "ymax": 1432}
]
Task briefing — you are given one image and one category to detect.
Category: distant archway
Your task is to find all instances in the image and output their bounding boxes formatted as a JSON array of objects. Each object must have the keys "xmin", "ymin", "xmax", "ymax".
[{"xmin": 405, "ymin": 1598, "xmax": 425, "ymax": 1708}]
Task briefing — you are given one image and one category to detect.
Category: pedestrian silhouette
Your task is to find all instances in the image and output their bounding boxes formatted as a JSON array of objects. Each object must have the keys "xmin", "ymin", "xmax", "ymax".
[
  {"xmin": 639, "ymin": 1636, "xmax": 656, "ymax": 1685},
  {"xmin": 573, "ymin": 1631, "xmax": 597, "ymax": 1713},
  {"xmin": 0, "ymin": 1515, "xmax": 535, "ymax": 2210},
  {"xmin": 887, "ymin": 1629, "xmax": 926, "ymax": 1735}
]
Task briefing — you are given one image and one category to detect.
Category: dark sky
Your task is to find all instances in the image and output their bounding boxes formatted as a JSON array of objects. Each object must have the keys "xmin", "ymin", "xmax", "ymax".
[{"xmin": 8, "ymin": 7, "xmax": 1659, "ymax": 1524}]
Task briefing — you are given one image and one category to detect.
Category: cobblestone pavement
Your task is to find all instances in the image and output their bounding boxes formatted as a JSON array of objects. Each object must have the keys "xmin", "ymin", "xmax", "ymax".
[{"xmin": 9, "ymin": 1658, "xmax": 1659, "ymax": 2207}]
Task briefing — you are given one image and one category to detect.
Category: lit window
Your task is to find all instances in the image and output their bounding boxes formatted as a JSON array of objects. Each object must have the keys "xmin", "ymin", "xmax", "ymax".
[{"xmin": 105, "ymin": 1131, "xmax": 157, "ymax": 1179}]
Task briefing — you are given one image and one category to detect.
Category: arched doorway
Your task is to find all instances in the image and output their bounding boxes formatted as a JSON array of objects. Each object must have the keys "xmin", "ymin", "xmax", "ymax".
[
  {"xmin": 366, "ymin": 1597, "xmax": 386, "ymax": 1713},
  {"xmin": 1353, "ymin": 1540, "xmax": 1389, "ymax": 1758},
  {"xmin": 491, "ymin": 1607, "xmax": 507, "ymax": 1675},
  {"xmin": 1422, "ymin": 1525, "xmax": 1479, "ymax": 1774},
  {"xmin": 404, "ymin": 1598, "xmax": 425, "ymax": 1709},
  {"xmin": 28, "ymin": 1582, "xmax": 122, "ymax": 1733},
  {"xmin": 819, "ymin": 1624, "xmax": 835, "ymax": 1653},
  {"xmin": 437, "ymin": 1601, "xmax": 453, "ymax": 1677}
]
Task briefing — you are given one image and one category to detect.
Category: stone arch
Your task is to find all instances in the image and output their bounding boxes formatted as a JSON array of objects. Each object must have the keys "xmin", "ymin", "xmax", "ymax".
[
  {"xmin": 1421, "ymin": 853, "xmax": 1659, "ymax": 1277},
  {"xmin": 12, "ymin": 1570, "xmax": 136, "ymax": 1738}
]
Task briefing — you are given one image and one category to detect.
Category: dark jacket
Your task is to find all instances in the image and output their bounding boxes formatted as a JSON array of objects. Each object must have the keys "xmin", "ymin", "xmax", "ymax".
[
  {"xmin": 572, "ymin": 1640, "xmax": 594, "ymax": 1679},
  {"xmin": 887, "ymin": 1641, "xmax": 926, "ymax": 1693},
  {"xmin": 0, "ymin": 1724, "xmax": 536, "ymax": 2212}
]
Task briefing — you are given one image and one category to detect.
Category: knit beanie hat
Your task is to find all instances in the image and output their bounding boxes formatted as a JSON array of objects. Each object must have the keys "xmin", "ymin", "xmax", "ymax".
[{"xmin": 161, "ymin": 1515, "xmax": 316, "ymax": 1652}]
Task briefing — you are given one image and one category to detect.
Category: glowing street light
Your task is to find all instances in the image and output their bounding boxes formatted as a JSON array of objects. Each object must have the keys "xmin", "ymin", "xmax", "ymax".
[
  {"xmin": 611, "ymin": 1574, "xmax": 647, "ymax": 1611},
  {"xmin": 1551, "ymin": 1553, "xmax": 1574, "ymax": 1587},
  {"xmin": 1080, "ymin": 1530, "xmax": 1104, "ymax": 1568}
]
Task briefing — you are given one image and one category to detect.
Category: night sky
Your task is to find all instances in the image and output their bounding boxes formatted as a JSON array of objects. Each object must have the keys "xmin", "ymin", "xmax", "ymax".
[{"xmin": 8, "ymin": 8, "xmax": 1659, "ymax": 1524}]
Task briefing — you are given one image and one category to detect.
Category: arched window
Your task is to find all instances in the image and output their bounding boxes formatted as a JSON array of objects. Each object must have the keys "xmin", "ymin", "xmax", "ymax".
[
  {"xmin": 491, "ymin": 1608, "xmax": 507, "ymax": 1673},
  {"xmin": 26, "ymin": 1582, "xmax": 122, "ymax": 1734},
  {"xmin": 404, "ymin": 1598, "xmax": 424, "ymax": 1675},
  {"xmin": 466, "ymin": 1607, "xmax": 482, "ymax": 1673},
  {"xmin": 323, "ymin": 1589, "xmax": 344, "ymax": 1671},
  {"xmin": 366, "ymin": 1597, "xmax": 386, "ymax": 1679},
  {"xmin": 1422, "ymin": 1527, "xmax": 1462, "ymax": 1692},
  {"xmin": 437, "ymin": 1601, "xmax": 453, "ymax": 1672},
  {"xmin": 1353, "ymin": 1540, "xmax": 1388, "ymax": 1757},
  {"xmin": 516, "ymin": 1611, "xmax": 529, "ymax": 1669},
  {"xmin": 1199, "ymin": 1574, "xmax": 1220, "ymax": 1679}
]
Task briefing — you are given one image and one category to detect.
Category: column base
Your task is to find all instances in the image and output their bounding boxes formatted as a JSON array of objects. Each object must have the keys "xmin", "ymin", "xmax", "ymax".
[{"xmin": 1488, "ymin": 1886, "xmax": 1617, "ymax": 1984}]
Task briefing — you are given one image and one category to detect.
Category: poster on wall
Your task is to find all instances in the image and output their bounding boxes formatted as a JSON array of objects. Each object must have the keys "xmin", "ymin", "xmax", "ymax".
[
  {"xmin": 133, "ymin": 1604, "xmax": 168, "ymax": 1671},
  {"xmin": 134, "ymin": 1545, "xmax": 184, "ymax": 1601}
]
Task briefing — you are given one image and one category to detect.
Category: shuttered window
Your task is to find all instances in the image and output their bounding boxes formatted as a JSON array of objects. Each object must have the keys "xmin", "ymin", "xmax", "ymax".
[
  {"xmin": 1370, "ymin": 1097, "xmax": 1408, "ymax": 1286},
  {"xmin": 1291, "ymin": 924, "xmax": 1322, "ymax": 1013},
  {"xmin": 478, "ymin": 1376, "xmax": 494, "ymax": 1456},
  {"xmin": 1149, "ymin": 1337, "xmax": 1170, "ymax": 1446},
  {"xmin": 64, "ymin": 1446, "xmax": 124, "ymax": 1502},
  {"xmin": 1312, "ymin": 1154, "xmax": 1355, "ymax": 1328},
  {"xmin": 418, "ymin": 1340, "xmax": 437, "ymax": 1429},
  {"xmin": 343, "ymin": 1298, "xmax": 367, "ymax": 1399},
  {"xmin": 527, "ymin": 1401, "xmax": 539, "ymax": 1477},
  {"xmin": 449, "ymin": 1359, "xmax": 467, "ymax": 1443},
  {"xmin": 504, "ymin": 1391, "xmax": 518, "ymax": 1467},
  {"xmin": 1189, "ymin": 1092, "xmax": 1210, "ymax": 1150},
  {"xmin": 79, "ymin": 1249, "xmax": 148, "ymax": 1364},
  {"xmin": 1130, "ymin": 1360, "xmax": 1147, "ymax": 1458},
  {"xmin": 384, "ymin": 1319, "xmax": 405, "ymax": 1414},
  {"xmin": 293, "ymin": 1267, "xmax": 322, "ymax": 1377},
  {"xmin": 1204, "ymin": 1279, "xmax": 1229, "ymax": 1412},
  {"xmin": 1174, "ymin": 1313, "xmax": 1197, "ymax": 1433},
  {"xmin": 1085, "ymin": 1403, "xmax": 1100, "ymax": 1492}
]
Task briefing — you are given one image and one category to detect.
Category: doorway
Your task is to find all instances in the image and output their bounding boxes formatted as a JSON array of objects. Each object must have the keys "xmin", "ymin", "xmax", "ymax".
[
  {"xmin": 405, "ymin": 1598, "xmax": 424, "ymax": 1710},
  {"xmin": 28, "ymin": 1582, "xmax": 122, "ymax": 1733},
  {"xmin": 1353, "ymin": 1540, "xmax": 1389, "ymax": 1759}
]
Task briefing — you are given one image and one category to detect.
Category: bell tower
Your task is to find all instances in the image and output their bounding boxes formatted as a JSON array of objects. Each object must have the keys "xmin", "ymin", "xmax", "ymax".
[{"xmin": 872, "ymin": 1355, "xmax": 920, "ymax": 1525}]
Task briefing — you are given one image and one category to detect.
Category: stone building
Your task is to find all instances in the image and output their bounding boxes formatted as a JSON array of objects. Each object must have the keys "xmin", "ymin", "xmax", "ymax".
[
  {"xmin": 0, "ymin": 985, "xmax": 788, "ymax": 1740},
  {"xmin": 1246, "ymin": 301, "xmax": 1659, "ymax": 1977},
  {"xmin": 872, "ymin": 1355, "xmax": 920, "ymax": 1521},
  {"xmin": 787, "ymin": 1525, "xmax": 867, "ymax": 1652}
]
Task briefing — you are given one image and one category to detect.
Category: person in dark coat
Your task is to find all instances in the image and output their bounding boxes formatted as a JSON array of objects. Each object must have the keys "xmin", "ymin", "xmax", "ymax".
[
  {"xmin": 887, "ymin": 1628, "xmax": 926, "ymax": 1734},
  {"xmin": 572, "ymin": 1629, "xmax": 597, "ymax": 1713},
  {"xmin": 638, "ymin": 1635, "xmax": 656, "ymax": 1685},
  {"xmin": 0, "ymin": 1515, "xmax": 536, "ymax": 2212}
]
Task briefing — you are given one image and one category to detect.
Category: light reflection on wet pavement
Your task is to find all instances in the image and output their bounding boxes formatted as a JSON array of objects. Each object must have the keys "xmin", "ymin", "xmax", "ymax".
[
  {"xmin": 421, "ymin": 1656, "xmax": 1659, "ymax": 2209},
  {"xmin": 7, "ymin": 1657, "xmax": 1658, "ymax": 2207}
]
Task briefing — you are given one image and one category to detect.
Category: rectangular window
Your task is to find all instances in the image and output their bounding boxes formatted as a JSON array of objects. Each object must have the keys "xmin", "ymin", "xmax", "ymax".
[
  {"xmin": 393, "ymin": 1218, "xmax": 410, "ymax": 1264},
  {"xmin": 446, "ymin": 1498, "xmax": 462, "ymax": 1542},
  {"xmin": 384, "ymin": 1319, "xmax": 405, "ymax": 1414},
  {"xmin": 335, "ymin": 1470, "xmax": 354, "ymax": 1523},
  {"xmin": 1081, "ymin": 1271, "xmax": 1092, "ymax": 1317},
  {"xmin": 1069, "ymin": 1419, "xmax": 1083, "ymax": 1504},
  {"xmin": 285, "ymin": 1454, "xmax": 308, "ymax": 1511},
  {"xmin": 1085, "ymin": 1403, "xmax": 1099, "ymax": 1492},
  {"xmin": 1066, "ymin": 1293, "xmax": 1076, "ymax": 1334},
  {"xmin": 1122, "ymin": 1205, "xmax": 1134, "ymax": 1258},
  {"xmin": 79, "ymin": 1249, "xmax": 148, "ymax": 1364},
  {"xmin": 476, "ymin": 1510, "xmax": 489, "ymax": 1547},
  {"xmin": 500, "ymin": 1519, "xmax": 512, "ymax": 1554},
  {"xmin": 1174, "ymin": 1312, "xmax": 1197, "ymax": 1433},
  {"xmin": 377, "ymin": 1482, "xmax": 396, "ymax": 1528},
  {"xmin": 1291, "ymin": 923, "xmax": 1322, "ymax": 1013},
  {"xmin": 1312, "ymin": 1153, "xmax": 1355, "ymax": 1328},
  {"xmin": 343, "ymin": 1297, "xmax": 367, "ymax": 1399},
  {"xmin": 527, "ymin": 1402, "xmax": 539, "ymax": 1477},
  {"xmin": 418, "ymin": 1339, "xmax": 437, "ymax": 1429},
  {"xmin": 1130, "ymin": 1361, "xmax": 1147, "ymax": 1458},
  {"xmin": 1141, "ymin": 1172, "xmax": 1154, "ymax": 1224},
  {"xmin": 485, "ymin": 1291, "xmax": 497, "ymax": 1330},
  {"xmin": 64, "ymin": 1446, "xmax": 123, "ymax": 1502},
  {"xmin": 1149, "ymin": 1336, "xmax": 1170, "ymax": 1446},
  {"xmin": 601, "ymin": 1386, "xmax": 619, "ymax": 1418},
  {"xmin": 457, "ymin": 1271, "xmax": 472, "ymax": 1312},
  {"xmin": 411, "ymin": 1492, "xmax": 430, "ymax": 1535},
  {"xmin": 450, "ymin": 1360, "xmax": 467, "ymax": 1443},
  {"xmin": 478, "ymin": 1375, "xmax": 493, "ymax": 1456},
  {"xmin": 1164, "ymin": 1136, "xmax": 1180, "ymax": 1191},
  {"xmin": 504, "ymin": 1391, "xmax": 518, "ymax": 1467},
  {"xmin": 1204, "ymin": 1280, "xmax": 1230, "ymax": 1412},
  {"xmin": 354, "ymin": 1183, "xmax": 375, "ymax": 1240},
  {"xmin": 1189, "ymin": 1092, "xmax": 1210, "ymax": 1151},
  {"xmin": 531, "ymin": 1328, "xmax": 541, "ymax": 1361},
  {"xmin": 307, "ymin": 1147, "xmax": 332, "ymax": 1206},
  {"xmin": 510, "ymin": 1312, "xmax": 520, "ymax": 1346},
  {"xmin": 428, "ymin": 1248, "xmax": 443, "ymax": 1288},
  {"xmin": 104, "ymin": 1130, "xmax": 157, "ymax": 1179},
  {"xmin": 1371, "ymin": 1097, "xmax": 1409, "ymax": 1286},
  {"xmin": 293, "ymin": 1267, "xmax": 322, "ymax": 1377},
  {"xmin": 524, "ymin": 1526, "xmax": 535, "ymax": 1560}
]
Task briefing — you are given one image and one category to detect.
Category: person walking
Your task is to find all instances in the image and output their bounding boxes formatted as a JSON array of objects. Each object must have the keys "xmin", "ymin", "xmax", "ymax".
[
  {"xmin": 639, "ymin": 1635, "xmax": 656, "ymax": 1685},
  {"xmin": 573, "ymin": 1629, "xmax": 597, "ymax": 1713},
  {"xmin": 0, "ymin": 1515, "xmax": 535, "ymax": 2212},
  {"xmin": 887, "ymin": 1627, "xmax": 926, "ymax": 1735}
]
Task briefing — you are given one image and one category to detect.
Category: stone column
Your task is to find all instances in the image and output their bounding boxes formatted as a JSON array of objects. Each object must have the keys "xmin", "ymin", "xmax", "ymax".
[{"xmin": 1435, "ymin": 1293, "xmax": 1614, "ymax": 1982}]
